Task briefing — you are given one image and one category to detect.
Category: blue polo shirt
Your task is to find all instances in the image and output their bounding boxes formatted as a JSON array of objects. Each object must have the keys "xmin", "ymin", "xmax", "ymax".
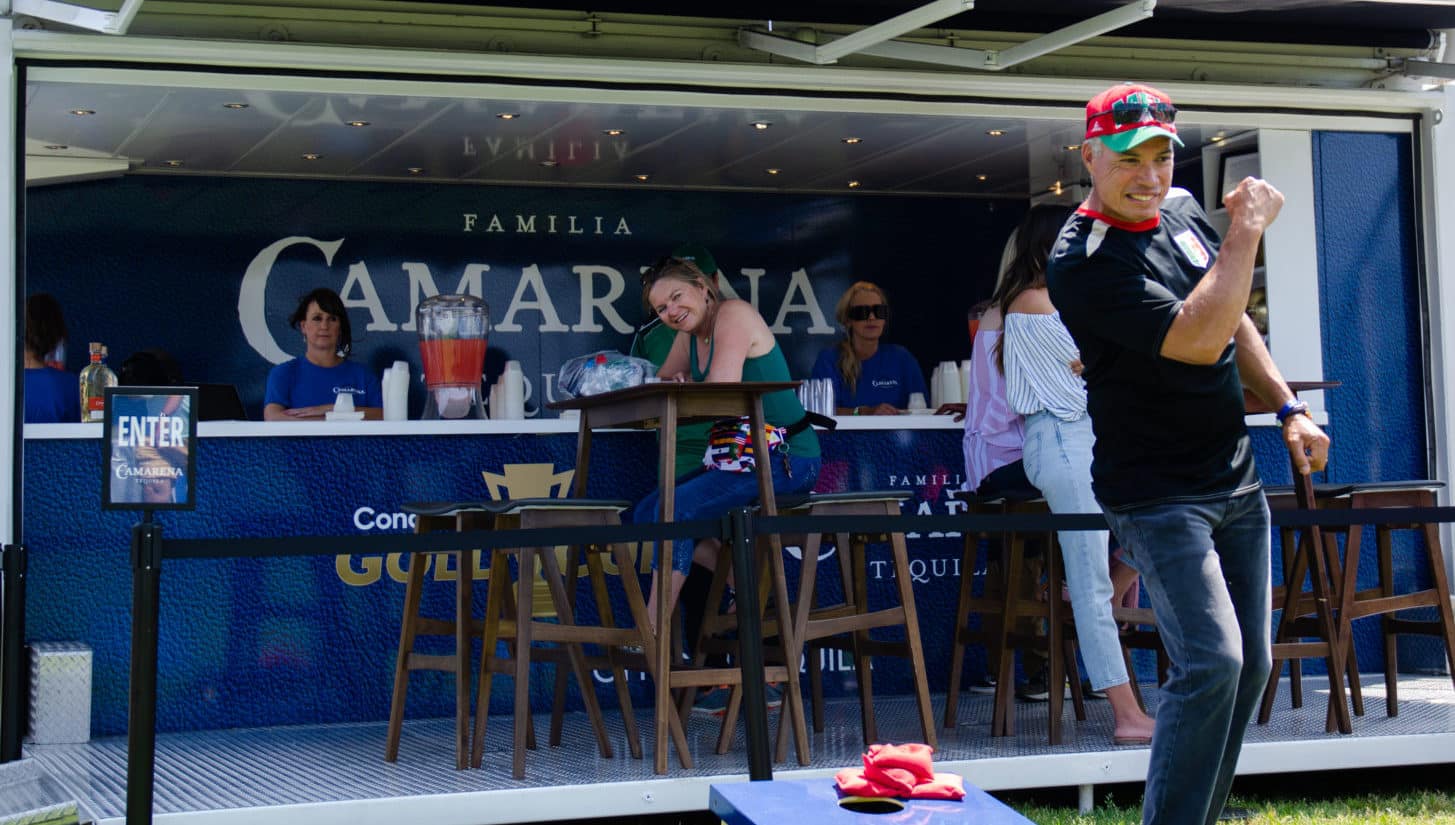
[
  {"xmin": 265, "ymin": 358, "xmax": 382, "ymax": 410},
  {"xmin": 811, "ymin": 343, "xmax": 927, "ymax": 409}
]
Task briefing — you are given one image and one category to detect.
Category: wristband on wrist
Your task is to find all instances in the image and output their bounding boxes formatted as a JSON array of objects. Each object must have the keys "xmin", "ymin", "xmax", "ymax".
[{"xmin": 1275, "ymin": 399, "xmax": 1311, "ymax": 425}]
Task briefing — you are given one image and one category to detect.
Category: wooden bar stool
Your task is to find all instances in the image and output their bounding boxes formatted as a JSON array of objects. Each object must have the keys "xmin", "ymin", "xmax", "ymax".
[
  {"xmin": 1258, "ymin": 476, "xmax": 1355, "ymax": 733},
  {"xmin": 385, "ymin": 502, "xmax": 494, "ymax": 770},
  {"xmin": 771, "ymin": 490, "xmax": 936, "ymax": 750},
  {"xmin": 662, "ymin": 526, "xmax": 812, "ymax": 765},
  {"xmin": 943, "ymin": 492, "xmax": 1084, "ymax": 744},
  {"xmin": 1332, "ymin": 483, "xmax": 1455, "ymax": 715},
  {"xmin": 470, "ymin": 498, "xmax": 644, "ymax": 779}
]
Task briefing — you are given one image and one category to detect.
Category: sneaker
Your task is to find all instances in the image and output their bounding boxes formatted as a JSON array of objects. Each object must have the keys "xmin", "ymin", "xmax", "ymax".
[
  {"xmin": 1081, "ymin": 680, "xmax": 1108, "ymax": 700},
  {"xmin": 692, "ymin": 685, "xmax": 732, "ymax": 717},
  {"xmin": 1016, "ymin": 672, "xmax": 1050, "ymax": 702},
  {"xmin": 968, "ymin": 675, "xmax": 998, "ymax": 695},
  {"xmin": 690, "ymin": 683, "xmax": 783, "ymax": 717},
  {"xmin": 764, "ymin": 682, "xmax": 784, "ymax": 710}
]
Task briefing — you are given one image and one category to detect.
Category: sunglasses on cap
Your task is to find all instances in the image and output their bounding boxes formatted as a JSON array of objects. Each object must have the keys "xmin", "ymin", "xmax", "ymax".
[
  {"xmin": 847, "ymin": 304, "xmax": 890, "ymax": 321},
  {"xmin": 641, "ymin": 255, "xmax": 701, "ymax": 287},
  {"xmin": 1091, "ymin": 99, "xmax": 1177, "ymax": 127}
]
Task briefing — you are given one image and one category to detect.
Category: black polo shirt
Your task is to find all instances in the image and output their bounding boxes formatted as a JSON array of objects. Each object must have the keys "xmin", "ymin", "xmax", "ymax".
[{"xmin": 1046, "ymin": 188, "xmax": 1260, "ymax": 510}]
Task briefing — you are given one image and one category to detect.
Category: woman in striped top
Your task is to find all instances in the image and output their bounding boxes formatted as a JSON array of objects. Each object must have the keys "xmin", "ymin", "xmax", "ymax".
[{"xmin": 997, "ymin": 204, "xmax": 1155, "ymax": 746}]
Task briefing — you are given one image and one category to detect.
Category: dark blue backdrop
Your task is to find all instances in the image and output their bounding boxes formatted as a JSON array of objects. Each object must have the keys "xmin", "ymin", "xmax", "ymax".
[{"xmin": 26, "ymin": 177, "xmax": 1023, "ymax": 419}]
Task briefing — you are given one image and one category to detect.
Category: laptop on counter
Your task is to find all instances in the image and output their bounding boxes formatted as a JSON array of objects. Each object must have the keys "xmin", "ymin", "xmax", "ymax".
[{"xmin": 197, "ymin": 383, "xmax": 248, "ymax": 421}]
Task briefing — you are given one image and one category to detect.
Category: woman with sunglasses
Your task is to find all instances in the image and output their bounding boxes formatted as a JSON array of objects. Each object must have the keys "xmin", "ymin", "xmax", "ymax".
[
  {"xmin": 811, "ymin": 281, "xmax": 927, "ymax": 416},
  {"xmin": 631, "ymin": 257, "xmax": 822, "ymax": 672}
]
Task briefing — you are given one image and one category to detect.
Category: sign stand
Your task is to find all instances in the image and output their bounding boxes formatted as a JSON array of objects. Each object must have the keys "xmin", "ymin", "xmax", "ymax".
[{"xmin": 101, "ymin": 387, "xmax": 197, "ymax": 825}]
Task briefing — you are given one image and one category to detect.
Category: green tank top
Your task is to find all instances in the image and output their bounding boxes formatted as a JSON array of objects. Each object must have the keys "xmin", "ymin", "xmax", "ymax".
[{"xmin": 690, "ymin": 337, "xmax": 821, "ymax": 459}]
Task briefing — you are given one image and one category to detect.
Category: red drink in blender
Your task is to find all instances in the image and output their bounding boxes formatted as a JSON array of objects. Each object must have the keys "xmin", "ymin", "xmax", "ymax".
[{"xmin": 419, "ymin": 337, "xmax": 487, "ymax": 388}]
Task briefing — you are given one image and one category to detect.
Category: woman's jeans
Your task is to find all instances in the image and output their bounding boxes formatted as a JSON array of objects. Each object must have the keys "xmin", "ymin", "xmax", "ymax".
[
  {"xmin": 1022, "ymin": 410, "xmax": 1128, "ymax": 691},
  {"xmin": 633, "ymin": 455, "xmax": 822, "ymax": 575},
  {"xmin": 1102, "ymin": 490, "xmax": 1271, "ymax": 825}
]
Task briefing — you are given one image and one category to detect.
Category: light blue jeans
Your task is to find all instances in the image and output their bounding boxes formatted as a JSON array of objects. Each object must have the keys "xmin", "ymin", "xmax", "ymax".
[
  {"xmin": 1022, "ymin": 410, "xmax": 1128, "ymax": 691},
  {"xmin": 1102, "ymin": 491, "xmax": 1271, "ymax": 825}
]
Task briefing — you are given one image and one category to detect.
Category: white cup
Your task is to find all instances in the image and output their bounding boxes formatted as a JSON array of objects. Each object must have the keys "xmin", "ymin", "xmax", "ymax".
[
  {"xmin": 333, "ymin": 391, "xmax": 354, "ymax": 413},
  {"xmin": 907, "ymin": 392, "xmax": 927, "ymax": 411}
]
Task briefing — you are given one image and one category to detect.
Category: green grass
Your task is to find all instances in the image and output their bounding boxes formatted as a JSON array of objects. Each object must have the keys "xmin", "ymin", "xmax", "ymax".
[
  {"xmin": 1018, "ymin": 790, "xmax": 1455, "ymax": 824},
  {"xmin": 1002, "ymin": 763, "xmax": 1455, "ymax": 825}
]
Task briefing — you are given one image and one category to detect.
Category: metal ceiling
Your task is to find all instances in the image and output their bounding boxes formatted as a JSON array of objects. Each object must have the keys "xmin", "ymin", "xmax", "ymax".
[{"xmin": 22, "ymin": 78, "xmax": 1233, "ymax": 196}]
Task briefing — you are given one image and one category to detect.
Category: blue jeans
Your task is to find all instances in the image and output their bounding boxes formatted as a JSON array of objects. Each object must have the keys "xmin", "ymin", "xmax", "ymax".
[
  {"xmin": 633, "ymin": 455, "xmax": 822, "ymax": 575},
  {"xmin": 1102, "ymin": 490, "xmax": 1271, "ymax": 825},
  {"xmin": 1022, "ymin": 411, "xmax": 1127, "ymax": 690}
]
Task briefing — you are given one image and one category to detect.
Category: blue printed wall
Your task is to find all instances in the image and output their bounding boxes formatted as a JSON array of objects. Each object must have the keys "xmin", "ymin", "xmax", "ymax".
[
  {"xmin": 26, "ymin": 176, "xmax": 1022, "ymax": 417},
  {"xmin": 19, "ymin": 128, "xmax": 1432, "ymax": 736}
]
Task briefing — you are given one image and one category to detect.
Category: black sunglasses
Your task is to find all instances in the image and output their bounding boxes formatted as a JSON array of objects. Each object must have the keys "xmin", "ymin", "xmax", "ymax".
[
  {"xmin": 847, "ymin": 304, "xmax": 890, "ymax": 321},
  {"xmin": 1092, "ymin": 100, "xmax": 1177, "ymax": 127}
]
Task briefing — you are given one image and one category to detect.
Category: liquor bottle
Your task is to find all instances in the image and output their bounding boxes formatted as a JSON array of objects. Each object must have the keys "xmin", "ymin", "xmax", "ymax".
[{"xmin": 78, "ymin": 342, "xmax": 117, "ymax": 423}]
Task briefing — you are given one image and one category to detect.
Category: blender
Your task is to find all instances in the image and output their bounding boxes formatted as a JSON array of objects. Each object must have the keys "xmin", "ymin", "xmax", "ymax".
[{"xmin": 417, "ymin": 294, "xmax": 489, "ymax": 419}]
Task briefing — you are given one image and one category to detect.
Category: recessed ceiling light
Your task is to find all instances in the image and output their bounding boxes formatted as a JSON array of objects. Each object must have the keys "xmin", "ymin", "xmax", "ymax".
[
  {"xmin": 633, "ymin": 173, "xmax": 651, "ymax": 182},
  {"xmin": 222, "ymin": 103, "xmax": 249, "ymax": 110},
  {"xmin": 347, "ymin": 120, "xmax": 370, "ymax": 128},
  {"xmin": 765, "ymin": 168, "xmax": 781, "ymax": 175},
  {"xmin": 406, "ymin": 167, "xmax": 425, "ymax": 175},
  {"xmin": 602, "ymin": 129, "xmax": 625, "ymax": 136},
  {"xmin": 496, "ymin": 112, "xmax": 520, "ymax": 120},
  {"xmin": 847, "ymin": 180, "xmax": 861, "ymax": 189},
  {"xmin": 750, "ymin": 121, "xmax": 772, "ymax": 130},
  {"xmin": 162, "ymin": 160, "xmax": 184, "ymax": 168},
  {"xmin": 69, "ymin": 109, "xmax": 95, "ymax": 117},
  {"xmin": 301, "ymin": 153, "xmax": 323, "ymax": 161},
  {"xmin": 976, "ymin": 174, "xmax": 989, "ymax": 181},
  {"xmin": 842, "ymin": 137, "xmax": 863, "ymax": 145},
  {"xmin": 540, "ymin": 160, "xmax": 559, "ymax": 167},
  {"xmin": 986, "ymin": 129, "xmax": 1006, "ymax": 137},
  {"xmin": 43, "ymin": 144, "xmax": 67, "ymax": 151},
  {"xmin": 1064, "ymin": 144, "xmax": 1081, "ymax": 151}
]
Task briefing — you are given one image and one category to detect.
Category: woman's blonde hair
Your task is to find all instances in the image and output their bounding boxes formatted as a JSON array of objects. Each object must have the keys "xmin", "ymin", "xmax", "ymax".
[
  {"xmin": 640, "ymin": 256, "xmax": 720, "ymax": 316},
  {"xmin": 833, "ymin": 280, "xmax": 889, "ymax": 394}
]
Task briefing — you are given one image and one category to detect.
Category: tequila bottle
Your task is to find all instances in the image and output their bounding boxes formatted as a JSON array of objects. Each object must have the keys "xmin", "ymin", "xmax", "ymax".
[{"xmin": 78, "ymin": 342, "xmax": 117, "ymax": 423}]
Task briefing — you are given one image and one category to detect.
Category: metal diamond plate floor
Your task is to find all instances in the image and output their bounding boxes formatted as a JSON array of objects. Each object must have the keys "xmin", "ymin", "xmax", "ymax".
[{"xmin": 21, "ymin": 675, "xmax": 1455, "ymax": 825}]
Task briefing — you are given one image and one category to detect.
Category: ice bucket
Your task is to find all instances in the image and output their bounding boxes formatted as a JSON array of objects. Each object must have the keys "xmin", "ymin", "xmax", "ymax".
[{"xmin": 417, "ymin": 294, "xmax": 489, "ymax": 419}]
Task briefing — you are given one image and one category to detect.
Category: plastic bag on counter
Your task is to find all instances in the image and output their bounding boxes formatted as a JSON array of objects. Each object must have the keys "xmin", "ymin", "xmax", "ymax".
[{"xmin": 557, "ymin": 350, "xmax": 657, "ymax": 397}]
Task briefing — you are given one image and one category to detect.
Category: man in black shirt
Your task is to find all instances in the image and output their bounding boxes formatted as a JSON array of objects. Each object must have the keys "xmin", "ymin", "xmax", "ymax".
[{"xmin": 1048, "ymin": 82, "xmax": 1329, "ymax": 825}]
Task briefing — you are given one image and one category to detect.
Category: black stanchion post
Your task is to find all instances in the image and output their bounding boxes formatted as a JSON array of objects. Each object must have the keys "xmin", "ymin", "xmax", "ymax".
[
  {"xmin": 127, "ymin": 514, "xmax": 161, "ymax": 825},
  {"xmin": 726, "ymin": 507, "xmax": 772, "ymax": 781},
  {"xmin": 1, "ymin": 543, "xmax": 27, "ymax": 763}
]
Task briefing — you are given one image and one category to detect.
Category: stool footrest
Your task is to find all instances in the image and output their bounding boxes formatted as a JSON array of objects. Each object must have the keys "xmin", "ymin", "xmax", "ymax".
[
  {"xmin": 407, "ymin": 653, "xmax": 463, "ymax": 672},
  {"xmin": 667, "ymin": 665, "xmax": 792, "ymax": 689},
  {"xmin": 803, "ymin": 608, "xmax": 907, "ymax": 640}
]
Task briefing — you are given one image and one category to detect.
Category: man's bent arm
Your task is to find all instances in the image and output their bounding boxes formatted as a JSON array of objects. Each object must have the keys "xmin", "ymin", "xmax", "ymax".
[
  {"xmin": 1234, "ymin": 316, "xmax": 1330, "ymax": 474},
  {"xmin": 1160, "ymin": 178, "xmax": 1283, "ymax": 365}
]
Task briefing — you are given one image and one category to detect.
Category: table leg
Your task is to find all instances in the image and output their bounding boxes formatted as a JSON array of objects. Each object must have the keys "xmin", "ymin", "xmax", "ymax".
[{"xmin": 653, "ymin": 397, "xmax": 680, "ymax": 775}]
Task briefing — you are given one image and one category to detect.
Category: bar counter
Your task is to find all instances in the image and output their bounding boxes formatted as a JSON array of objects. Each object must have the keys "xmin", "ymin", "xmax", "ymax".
[{"xmin": 19, "ymin": 412, "xmax": 1304, "ymax": 741}]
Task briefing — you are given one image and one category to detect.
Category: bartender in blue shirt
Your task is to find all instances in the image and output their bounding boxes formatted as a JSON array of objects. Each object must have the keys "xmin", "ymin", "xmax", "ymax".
[
  {"xmin": 264, "ymin": 287, "xmax": 382, "ymax": 421},
  {"xmin": 812, "ymin": 280, "xmax": 927, "ymax": 415},
  {"xmin": 23, "ymin": 293, "xmax": 80, "ymax": 423}
]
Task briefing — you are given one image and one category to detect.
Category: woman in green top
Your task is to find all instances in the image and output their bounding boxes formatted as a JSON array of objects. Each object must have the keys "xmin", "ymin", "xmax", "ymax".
[{"xmin": 632, "ymin": 256, "xmax": 821, "ymax": 634}]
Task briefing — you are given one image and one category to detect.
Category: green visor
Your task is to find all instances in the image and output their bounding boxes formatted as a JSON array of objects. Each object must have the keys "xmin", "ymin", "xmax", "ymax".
[{"xmin": 1101, "ymin": 124, "xmax": 1184, "ymax": 153}]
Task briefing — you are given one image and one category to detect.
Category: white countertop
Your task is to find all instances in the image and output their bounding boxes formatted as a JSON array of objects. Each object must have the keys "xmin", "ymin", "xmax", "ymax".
[
  {"xmin": 22, "ymin": 411, "xmax": 1303, "ymax": 439},
  {"xmin": 22, "ymin": 413, "xmax": 965, "ymax": 439}
]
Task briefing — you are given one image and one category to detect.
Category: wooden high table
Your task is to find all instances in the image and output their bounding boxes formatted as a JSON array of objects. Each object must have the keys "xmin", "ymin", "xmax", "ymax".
[{"xmin": 549, "ymin": 381, "xmax": 809, "ymax": 777}]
